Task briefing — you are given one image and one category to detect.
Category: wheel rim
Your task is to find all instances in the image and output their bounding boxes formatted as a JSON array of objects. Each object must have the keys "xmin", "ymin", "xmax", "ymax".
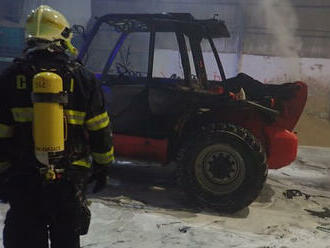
[{"xmin": 194, "ymin": 143, "xmax": 246, "ymax": 195}]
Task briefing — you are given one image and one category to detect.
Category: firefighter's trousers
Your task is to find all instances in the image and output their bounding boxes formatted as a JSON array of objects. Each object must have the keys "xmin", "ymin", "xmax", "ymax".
[{"xmin": 3, "ymin": 168, "xmax": 89, "ymax": 248}]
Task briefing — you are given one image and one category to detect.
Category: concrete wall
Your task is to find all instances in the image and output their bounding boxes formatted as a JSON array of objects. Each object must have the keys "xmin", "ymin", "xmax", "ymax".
[
  {"xmin": 40, "ymin": 0, "xmax": 91, "ymax": 26},
  {"xmin": 153, "ymin": 49, "xmax": 330, "ymax": 88},
  {"xmin": 91, "ymin": 0, "xmax": 330, "ymax": 58},
  {"xmin": 0, "ymin": 0, "xmax": 91, "ymax": 26}
]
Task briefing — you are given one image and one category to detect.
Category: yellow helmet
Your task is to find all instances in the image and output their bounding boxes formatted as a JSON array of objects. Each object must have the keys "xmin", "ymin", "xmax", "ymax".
[{"xmin": 25, "ymin": 5, "xmax": 77, "ymax": 55}]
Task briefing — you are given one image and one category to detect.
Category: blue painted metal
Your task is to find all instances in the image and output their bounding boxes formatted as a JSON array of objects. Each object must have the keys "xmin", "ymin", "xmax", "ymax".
[
  {"xmin": 94, "ymin": 73, "xmax": 102, "ymax": 80},
  {"xmin": 101, "ymin": 33, "xmax": 128, "ymax": 79}
]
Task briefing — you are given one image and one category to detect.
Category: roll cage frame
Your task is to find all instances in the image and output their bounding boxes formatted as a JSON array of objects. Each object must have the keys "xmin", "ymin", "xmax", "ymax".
[{"xmin": 78, "ymin": 13, "xmax": 230, "ymax": 89}]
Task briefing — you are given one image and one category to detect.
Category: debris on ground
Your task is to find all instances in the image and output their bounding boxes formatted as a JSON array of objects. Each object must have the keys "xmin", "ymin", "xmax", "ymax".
[
  {"xmin": 179, "ymin": 226, "xmax": 191, "ymax": 233},
  {"xmin": 283, "ymin": 189, "xmax": 311, "ymax": 200},
  {"xmin": 316, "ymin": 225, "xmax": 330, "ymax": 233},
  {"xmin": 305, "ymin": 207, "xmax": 330, "ymax": 218}
]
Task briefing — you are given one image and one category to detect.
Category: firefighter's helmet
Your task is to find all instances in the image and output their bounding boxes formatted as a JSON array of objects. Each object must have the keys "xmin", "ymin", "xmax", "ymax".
[{"xmin": 25, "ymin": 5, "xmax": 77, "ymax": 55}]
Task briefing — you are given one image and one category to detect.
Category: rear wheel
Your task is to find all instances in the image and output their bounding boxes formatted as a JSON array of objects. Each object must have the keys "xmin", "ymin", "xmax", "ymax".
[{"xmin": 177, "ymin": 123, "xmax": 267, "ymax": 213}]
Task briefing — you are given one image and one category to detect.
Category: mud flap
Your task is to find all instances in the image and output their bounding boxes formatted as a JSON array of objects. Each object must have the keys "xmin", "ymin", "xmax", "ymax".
[
  {"xmin": 274, "ymin": 81, "xmax": 308, "ymax": 131},
  {"xmin": 265, "ymin": 82, "xmax": 307, "ymax": 169}
]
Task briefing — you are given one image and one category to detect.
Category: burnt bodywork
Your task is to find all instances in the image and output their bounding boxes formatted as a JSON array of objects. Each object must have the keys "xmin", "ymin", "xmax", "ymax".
[
  {"xmin": 79, "ymin": 13, "xmax": 307, "ymax": 168},
  {"xmin": 79, "ymin": 13, "xmax": 307, "ymax": 169}
]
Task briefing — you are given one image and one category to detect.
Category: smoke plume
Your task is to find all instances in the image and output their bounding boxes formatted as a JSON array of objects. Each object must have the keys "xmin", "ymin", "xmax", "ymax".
[{"xmin": 260, "ymin": 0, "xmax": 302, "ymax": 80}]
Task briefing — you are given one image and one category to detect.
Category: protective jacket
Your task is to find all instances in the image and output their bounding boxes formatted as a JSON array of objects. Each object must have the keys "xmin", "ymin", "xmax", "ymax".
[{"xmin": 0, "ymin": 50, "xmax": 114, "ymax": 173}]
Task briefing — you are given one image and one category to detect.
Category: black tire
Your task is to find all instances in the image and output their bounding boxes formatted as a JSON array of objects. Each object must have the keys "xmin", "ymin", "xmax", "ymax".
[{"xmin": 177, "ymin": 123, "xmax": 267, "ymax": 213}]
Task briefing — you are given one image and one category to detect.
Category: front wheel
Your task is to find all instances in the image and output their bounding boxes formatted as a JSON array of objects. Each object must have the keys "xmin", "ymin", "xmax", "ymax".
[{"xmin": 177, "ymin": 123, "xmax": 267, "ymax": 213}]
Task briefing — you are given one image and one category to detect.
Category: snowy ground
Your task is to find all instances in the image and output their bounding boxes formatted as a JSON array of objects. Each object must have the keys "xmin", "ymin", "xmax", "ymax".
[{"xmin": 1, "ymin": 146, "xmax": 330, "ymax": 248}]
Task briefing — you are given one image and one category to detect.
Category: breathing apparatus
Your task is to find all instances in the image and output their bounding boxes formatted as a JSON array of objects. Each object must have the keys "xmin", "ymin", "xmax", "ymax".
[{"xmin": 32, "ymin": 72, "xmax": 68, "ymax": 180}]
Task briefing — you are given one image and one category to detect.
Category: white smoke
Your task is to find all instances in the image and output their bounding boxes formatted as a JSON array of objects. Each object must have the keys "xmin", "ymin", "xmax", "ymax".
[{"xmin": 260, "ymin": 0, "xmax": 302, "ymax": 81}]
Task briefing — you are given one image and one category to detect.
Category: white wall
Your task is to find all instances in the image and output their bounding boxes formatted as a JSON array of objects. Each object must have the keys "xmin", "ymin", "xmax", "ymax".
[
  {"xmin": 241, "ymin": 55, "xmax": 330, "ymax": 86},
  {"xmin": 153, "ymin": 49, "xmax": 330, "ymax": 92}
]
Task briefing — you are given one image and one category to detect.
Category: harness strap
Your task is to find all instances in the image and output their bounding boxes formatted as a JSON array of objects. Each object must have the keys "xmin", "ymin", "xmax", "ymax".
[{"xmin": 31, "ymin": 92, "xmax": 69, "ymax": 104}]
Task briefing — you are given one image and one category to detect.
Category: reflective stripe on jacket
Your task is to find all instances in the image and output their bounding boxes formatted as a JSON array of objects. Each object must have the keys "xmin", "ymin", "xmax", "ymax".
[{"xmin": 0, "ymin": 50, "xmax": 114, "ymax": 169}]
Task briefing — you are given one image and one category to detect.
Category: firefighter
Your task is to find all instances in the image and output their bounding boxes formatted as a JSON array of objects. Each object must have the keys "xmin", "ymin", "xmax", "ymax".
[{"xmin": 0, "ymin": 5, "xmax": 114, "ymax": 248}]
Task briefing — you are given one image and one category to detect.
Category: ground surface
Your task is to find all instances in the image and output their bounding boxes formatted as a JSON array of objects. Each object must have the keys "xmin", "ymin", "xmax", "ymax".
[{"xmin": 1, "ymin": 146, "xmax": 330, "ymax": 248}]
